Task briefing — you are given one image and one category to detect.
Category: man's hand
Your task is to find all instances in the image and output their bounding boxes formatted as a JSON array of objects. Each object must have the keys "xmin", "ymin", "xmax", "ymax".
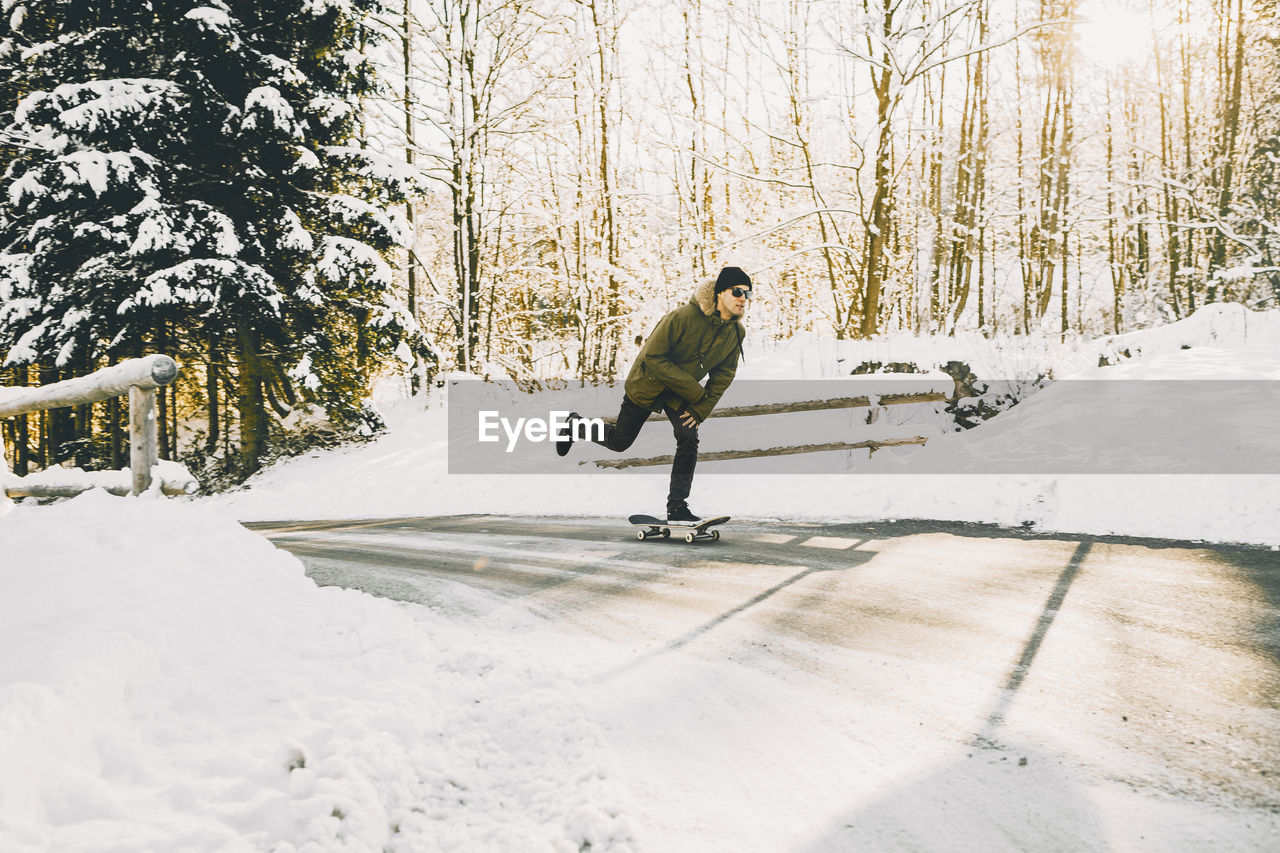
[{"xmin": 679, "ymin": 410, "xmax": 699, "ymax": 429}]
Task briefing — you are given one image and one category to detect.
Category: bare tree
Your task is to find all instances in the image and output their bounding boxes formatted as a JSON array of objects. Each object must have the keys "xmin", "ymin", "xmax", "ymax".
[{"xmin": 1207, "ymin": 0, "xmax": 1247, "ymax": 300}]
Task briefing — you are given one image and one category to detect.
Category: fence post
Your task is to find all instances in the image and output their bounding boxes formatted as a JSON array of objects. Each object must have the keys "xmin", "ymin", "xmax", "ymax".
[{"xmin": 129, "ymin": 386, "xmax": 158, "ymax": 495}]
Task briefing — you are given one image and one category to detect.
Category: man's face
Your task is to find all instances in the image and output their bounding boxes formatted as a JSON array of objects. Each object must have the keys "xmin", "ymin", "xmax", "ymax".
[{"xmin": 717, "ymin": 285, "xmax": 751, "ymax": 318}]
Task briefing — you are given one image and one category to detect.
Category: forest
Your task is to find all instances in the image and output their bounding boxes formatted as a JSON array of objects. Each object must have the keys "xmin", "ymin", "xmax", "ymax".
[{"xmin": 1, "ymin": 0, "xmax": 1277, "ymax": 482}]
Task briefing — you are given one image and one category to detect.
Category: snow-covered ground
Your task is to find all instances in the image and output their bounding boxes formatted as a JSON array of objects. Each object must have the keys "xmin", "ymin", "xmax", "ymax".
[
  {"xmin": 3, "ymin": 303, "xmax": 1278, "ymax": 851},
  {"xmin": 0, "ymin": 492, "xmax": 635, "ymax": 852}
]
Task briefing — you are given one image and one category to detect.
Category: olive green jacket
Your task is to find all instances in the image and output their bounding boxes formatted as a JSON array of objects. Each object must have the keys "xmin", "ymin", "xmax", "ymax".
[{"xmin": 623, "ymin": 277, "xmax": 745, "ymax": 422}]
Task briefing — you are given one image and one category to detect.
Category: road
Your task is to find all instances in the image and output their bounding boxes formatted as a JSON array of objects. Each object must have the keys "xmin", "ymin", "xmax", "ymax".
[{"xmin": 248, "ymin": 515, "xmax": 1280, "ymax": 851}]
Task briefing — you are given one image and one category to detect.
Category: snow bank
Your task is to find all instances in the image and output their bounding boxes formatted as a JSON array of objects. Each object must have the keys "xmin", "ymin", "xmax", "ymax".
[
  {"xmin": 746, "ymin": 302, "xmax": 1280, "ymax": 383},
  {"xmin": 1099, "ymin": 301, "xmax": 1280, "ymax": 364},
  {"xmin": 1, "ymin": 459, "xmax": 198, "ymax": 496},
  {"xmin": 0, "ymin": 491, "xmax": 634, "ymax": 851}
]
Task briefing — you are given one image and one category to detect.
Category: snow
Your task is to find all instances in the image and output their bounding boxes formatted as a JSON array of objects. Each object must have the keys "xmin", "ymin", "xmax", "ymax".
[
  {"xmin": 278, "ymin": 207, "xmax": 316, "ymax": 252},
  {"xmin": 184, "ymin": 5, "xmax": 234, "ymax": 32},
  {"xmin": 4, "ymin": 319, "xmax": 46, "ymax": 366},
  {"xmin": 321, "ymin": 145, "xmax": 424, "ymax": 195},
  {"xmin": 289, "ymin": 354, "xmax": 323, "ymax": 392},
  {"xmin": 308, "ymin": 98, "xmax": 355, "ymax": 129},
  {"xmin": 4, "ymin": 305, "xmax": 1279, "ymax": 851},
  {"xmin": 1099, "ymin": 301, "xmax": 1278, "ymax": 361},
  {"xmin": 126, "ymin": 202, "xmax": 241, "ymax": 258},
  {"xmin": 0, "ymin": 492, "xmax": 635, "ymax": 851},
  {"xmin": 316, "ymin": 235, "xmax": 394, "ymax": 289},
  {"xmin": 242, "ymin": 87, "xmax": 302, "ymax": 139},
  {"xmin": 0, "ymin": 251, "xmax": 31, "ymax": 299},
  {"xmin": 302, "ymin": 0, "xmax": 358, "ymax": 17},
  {"xmin": 289, "ymin": 145, "xmax": 323, "ymax": 175},
  {"xmin": 326, "ymin": 194, "xmax": 411, "ymax": 247},
  {"xmin": 122, "ymin": 259, "xmax": 280, "ymax": 313},
  {"xmin": 13, "ymin": 80, "xmax": 182, "ymax": 152},
  {"xmin": 0, "ymin": 459, "xmax": 197, "ymax": 496},
  {"xmin": 61, "ymin": 151, "xmax": 114, "ymax": 196},
  {"xmin": 10, "ymin": 150, "xmax": 156, "ymax": 207}
]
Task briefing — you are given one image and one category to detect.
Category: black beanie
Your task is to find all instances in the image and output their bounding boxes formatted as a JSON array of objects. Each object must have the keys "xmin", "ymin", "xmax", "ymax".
[{"xmin": 714, "ymin": 266, "xmax": 752, "ymax": 294}]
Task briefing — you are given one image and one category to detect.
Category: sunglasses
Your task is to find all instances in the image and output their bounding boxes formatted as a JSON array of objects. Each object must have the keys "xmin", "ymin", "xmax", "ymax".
[{"xmin": 728, "ymin": 287, "xmax": 752, "ymax": 299}]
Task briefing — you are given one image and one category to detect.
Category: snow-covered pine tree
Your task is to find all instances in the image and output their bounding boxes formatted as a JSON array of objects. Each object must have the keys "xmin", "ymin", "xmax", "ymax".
[{"xmin": 0, "ymin": 0, "xmax": 418, "ymax": 474}]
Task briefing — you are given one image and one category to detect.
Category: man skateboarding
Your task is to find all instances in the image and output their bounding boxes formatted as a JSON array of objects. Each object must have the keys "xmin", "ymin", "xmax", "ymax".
[{"xmin": 556, "ymin": 266, "xmax": 750, "ymax": 523}]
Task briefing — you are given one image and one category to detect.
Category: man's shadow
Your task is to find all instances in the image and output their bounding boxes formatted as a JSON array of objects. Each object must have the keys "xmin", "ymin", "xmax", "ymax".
[
  {"xmin": 592, "ymin": 540, "xmax": 879, "ymax": 683},
  {"xmin": 794, "ymin": 742, "xmax": 1108, "ymax": 852},
  {"xmin": 795, "ymin": 540, "xmax": 1108, "ymax": 851}
]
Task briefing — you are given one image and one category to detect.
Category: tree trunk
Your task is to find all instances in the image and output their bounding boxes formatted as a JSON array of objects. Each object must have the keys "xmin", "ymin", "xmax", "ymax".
[
  {"xmin": 590, "ymin": 0, "xmax": 620, "ymax": 380},
  {"xmin": 683, "ymin": 0, "xmax": 707, "ymax": 278},
  {"xmin": 1208, "ymin": 0, "xmax": 1246, "ymax": 300},
  {"xmin": 403, "ymin": 0, "xmax": 420, "ymax": 390},
  {"xmin": 947, "ymin": 4, "xmax": 988, "ymax": 334},
  {"xmin": 925, "ymin": 67, "xmax": 946, "ymax": 334},
  {"xmin": 1015, "ymin": 3, "xmax": 1031, "ymax": 333},
  {"xmin": 1180, "ymin": 0, "xmax": 1197, "ymax": 312},
  {"xmin": 14, "ymin": 364, "xmax": 29, "ymax": 475},
  {"xmin": 109, "ymin": 392, "xmax": 122, "ymax": 470},
  {"xmin": 206, "ymin": 337, "xmax": 220, "ymax": 456},
  {"xmin": 861, "ymin": 6, "xmax": 895, "ymax": 339},
  {"xmin": 787, "ymin": 0, "xmax": 846, "ymax": 337},
  {"xmin": 1056, "ymin": 87, "xmax": 1073, "ymax": 334},
  {"xmin": 1152, "ymin": 17, "xmax": 1184, "ymax": 320},
  {"xmin": 1061, "ymin": 222, "xmax": 1070, "ymax": 341},
  {"xmin": 448, "ymin": 0, "xmax": 483, "ymax": 372},
  {"xmin": 1106, "ymin": 83, "xmax": 1123, "ymax": 333},
  {"xmin": 236, "ymin": 325, "xmax": 268, "ymax": 474}
]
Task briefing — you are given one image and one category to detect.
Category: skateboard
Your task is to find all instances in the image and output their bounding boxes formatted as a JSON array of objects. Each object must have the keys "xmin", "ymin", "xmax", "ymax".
[{"xmin": 629, "ymin": 514, "xmax": 731, "ymax": 543}]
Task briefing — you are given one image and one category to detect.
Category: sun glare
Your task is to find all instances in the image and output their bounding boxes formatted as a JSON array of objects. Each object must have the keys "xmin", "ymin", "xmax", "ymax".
[{"xmin": 1077, "ymin": 0, "xmax": 1156, "ymax": 68}]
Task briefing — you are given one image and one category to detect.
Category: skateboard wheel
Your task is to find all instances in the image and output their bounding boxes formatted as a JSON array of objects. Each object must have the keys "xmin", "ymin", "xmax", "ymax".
[
  {"xmin": 637, "ymin": 530, "xmax": 647, "ymax": 540},
  {"xmin": 661, "ymin": 529, "xmax": 670, "ymax": 538},
  {"xmin": 684, "ymin": 532, "xmax": 695, "ymax": 543},
  {"xmin": 711, "ymin": 529, "xmax": 720, "ymax": 540}
]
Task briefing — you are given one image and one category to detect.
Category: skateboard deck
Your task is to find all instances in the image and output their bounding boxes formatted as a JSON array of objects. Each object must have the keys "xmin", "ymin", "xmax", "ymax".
[{"xmin": 629, "ymin": 514, "xmax": 730, "ymax": 542}]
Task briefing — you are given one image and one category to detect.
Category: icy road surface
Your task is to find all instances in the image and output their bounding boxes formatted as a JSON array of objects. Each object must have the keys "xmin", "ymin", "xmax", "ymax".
[{"xmin": 250, "ymin": 516, "xmax": 1280, "ymax": 851}]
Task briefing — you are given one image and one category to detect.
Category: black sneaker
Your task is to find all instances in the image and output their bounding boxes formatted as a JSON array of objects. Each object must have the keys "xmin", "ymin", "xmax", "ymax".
[
  {"xmin": 666, "ymin": 505, "xmax": 701, "ymax": 523},
  {"xmin": 556, "ymin": 412, "xmax": 581, "ymax": 457}
]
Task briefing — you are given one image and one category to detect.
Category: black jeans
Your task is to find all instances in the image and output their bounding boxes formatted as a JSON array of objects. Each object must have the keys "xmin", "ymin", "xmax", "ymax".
[{"xmin": 593, "ymin": 395, "xmax": 698, "ymax": 513}]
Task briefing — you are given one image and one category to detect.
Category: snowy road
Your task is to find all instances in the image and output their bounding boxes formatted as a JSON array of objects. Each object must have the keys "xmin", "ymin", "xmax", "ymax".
[{"xmin": 249, "ymin": 516, "xmax": 1280, "ymax": 851}]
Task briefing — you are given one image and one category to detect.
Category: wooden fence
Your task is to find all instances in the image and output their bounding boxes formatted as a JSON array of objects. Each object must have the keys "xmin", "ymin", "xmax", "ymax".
[
  {"xmin": 590, "ymin": 387, "xmax": 949, "ymax": 469},
  {"xmin": 0, "ymin": 355, "xmax": 197, "ymax": 498}
]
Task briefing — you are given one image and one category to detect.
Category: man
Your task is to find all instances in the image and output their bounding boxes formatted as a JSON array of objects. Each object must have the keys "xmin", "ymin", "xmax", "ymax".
[{"xmin": 557, "ymin": 266, "xmax": 751, "ymax": 522}]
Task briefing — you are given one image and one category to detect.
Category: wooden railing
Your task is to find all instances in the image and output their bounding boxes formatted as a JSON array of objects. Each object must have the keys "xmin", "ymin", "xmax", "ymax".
[
  {"xmin": 0, "ymin": 355, "xmax": 197, "ymax": 497},
  {"xmin": 604, "ymin": 391, "xmax": 948, "ymax": 422},
  {"xmin": 590, "ymin": 386, "xmax": 950, "ymax": 469}
]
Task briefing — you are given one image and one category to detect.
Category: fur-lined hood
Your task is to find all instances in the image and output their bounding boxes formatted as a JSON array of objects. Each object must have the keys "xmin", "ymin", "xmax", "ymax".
[{"xmin": 691, "ymin": 276, "xmax": 747, "ymax": 327}]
